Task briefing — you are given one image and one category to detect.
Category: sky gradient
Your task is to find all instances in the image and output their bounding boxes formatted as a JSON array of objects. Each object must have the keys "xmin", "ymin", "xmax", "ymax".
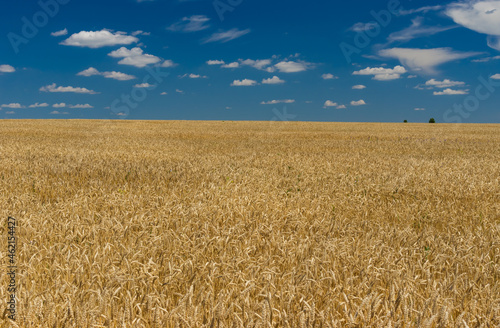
[{"xmin": 1, "ymin": 0, "xmax": 499, "ymax": 123}]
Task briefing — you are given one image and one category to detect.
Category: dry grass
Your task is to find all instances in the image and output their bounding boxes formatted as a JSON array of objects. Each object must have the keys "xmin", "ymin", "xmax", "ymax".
[{"xmin": 0, "ymin": 120, "xmax": 499, "ymax": 327}]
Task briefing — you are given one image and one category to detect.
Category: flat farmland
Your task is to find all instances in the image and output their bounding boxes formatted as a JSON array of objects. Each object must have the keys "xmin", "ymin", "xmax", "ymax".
[{"xmin": 0, "ymin": 120, "xmax": 499, "ymax": 327}]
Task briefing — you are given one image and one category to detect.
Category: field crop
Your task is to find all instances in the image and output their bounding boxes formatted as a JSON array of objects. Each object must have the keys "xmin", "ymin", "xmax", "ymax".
[{"xmin": 0, "ymin": 120, "xmax": 499, "ymax": 327}]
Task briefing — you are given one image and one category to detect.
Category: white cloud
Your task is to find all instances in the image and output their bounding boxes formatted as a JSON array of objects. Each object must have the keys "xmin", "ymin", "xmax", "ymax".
[
  {"xmin": 50, "ymin": 111, "xmax": 66, "ymax": 114},
  {"xmin": 491, "ymin": 74, "xmax": 500, "ymax": 79},
  {"xmin": 207, "ymin": 60, "xmax": 225, "ymax": 65},
  {"xmin": 61, "ymin": 30, "xmax": 138, "ymax": 48},
  {"xmin": 262, "ymin": 76, "xmax": 285, "ymax": 84},
  {"xmin": 108, "ymin": 47, "xmax": 161, "ymax": 67},
  {"xmin": 179, "ymin": 73, "xmax": 207, "ymax": 79},
  {"xmin": 52, "ymin": 103, "xmax": 66, "ymax": 108},
  {"xmin": 378, "ymin": 48, "xmax": 480, "ymax": 74},
  {"xmin": 445, "ymin": 0, "xmax": 500, "ymax": 36},
  {"xmin": 203, "ymin": 28, "xmax": 251, "ymax": 43},
  {"xmin": 425, "ymin": 79, "xmax": 465, "ymax": 88},
  {"xmin": 446, "ymin": 1, "xmax": 500, "ymax": 51},
  {"xmin": 0, "ymin": 65, "xmax": 15, "ymax": 73},
  {"xmin": 175, "ymin": 89, "xmax": 184, "ymax": 93},
  {"xmin": 351, "ymin": 100, "xmax": 367, "ymax": 106},
  {"xmin": 261, "ymin": 99, "xmax": 295, "ymax": 105},
  {"xmin": 51, "ymin": 28, "xmax": 68, "ymax": 37},
  {"xmin": 488, "ymin": 36, "xmax": 500, "ymax": 51},
  {"xmin": 414, "ymin": 108, "xmax": 426, "ymax": 111},
  {"xmin": 352, "ymin": 85, "xmax": 366, "ymax": 89},
  {"xmin": 1, "ymin": 103, "xmax": 24, "ymax": 108},
  {"xmin": 388, "ymin": 17, "xmax": 457, "ymax": 43},
  {"xmin": 133, "ymin": 83, "xmax": 155, "ymax": 88},
  {"xmin": 28, "ymin": 102, "xmax": 49, "ymax": 108},
  {"xmin": 222, "ymin": 62, "xmax": 240, "ymax": 68},
  {"xmin": 353, "ymin": 65, "xmax": 407, "ymax": 80},
  {"xmin": 40, "ymin": 83, "xmax": 98, "ymax": 94},
  {"xmin": 231, "ymin": 79, "xmax": 257, "ymax": 86},
  {"xmin": 160, "ymin": 92, "xmax": 168, "ymax": 95},
  {"xmin": 77, "ymin": 67, "xmax": 136, "ymax": 81},
  {"xmin": 131, "ymin": 30, "xmax": 150, "ymax": 36},
  {"xmin": 168, "ymin": 15, "xmax": 211, "ymax": 32},
  {"xmin": 160, "ymin": 60, "xmax": 177, "ymax": 68},
  {"xmin": 374, "ymin": 74, "xmax": 402, "ymax": 81},
  {"xmin": 407, "ymin": 75, "xmax": 418, "ymax": 78},
  {"xmin": 323, "ymin": 100, "xmax": 338, "ymax": 108},
  {"xmin": 398, "ymin": 5, "xmax": 443, "ymax": 16},
  {"xmin": 322, "ymin": 73, "xmax": 338, "ymax": 80},
  {"xmin": 336, "ymin": 105, "xmax": 347, "ymax": 109},
  {"xmin": 350, "ymin": 22, "xmax": 379, "ymax": 32},
  {"xmin": 69, "ymin": 104, "xmax": 93, "ymax": 109},
  {"xmin": 472, "ymin": 55, "xmax": 500, "ymax": 62},
  {"xmin": 274, "ymin": 60, "xmax": 312, "ymax": 73},
  {"xmin": 433, "ymin": 88, "xmax": 469, "ymax": 95},
  {"xmin": 240, "ymin": 59, "xmax": 272, "ymax": 70}
]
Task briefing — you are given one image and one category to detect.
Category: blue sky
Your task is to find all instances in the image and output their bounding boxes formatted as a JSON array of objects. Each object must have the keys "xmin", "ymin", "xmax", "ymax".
[{"xmin": 1, "ymin": 0, "xmax": 499, "ymax": 122}]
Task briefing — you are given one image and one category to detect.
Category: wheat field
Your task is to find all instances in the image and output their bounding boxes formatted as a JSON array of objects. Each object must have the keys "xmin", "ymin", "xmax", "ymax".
[{"xmin": 0, "ymin": 120, "xmax": 498, "ymax": 327}]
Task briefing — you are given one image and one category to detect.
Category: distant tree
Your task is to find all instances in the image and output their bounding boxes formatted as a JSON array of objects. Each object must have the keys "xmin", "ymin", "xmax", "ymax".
[
  {"xmin": 404, "ymin": 120, "xmax": 408, "ymax": 123},
  {"xmin": 429, "ymin": 118, "xmax": 436, "ymax": 123}
]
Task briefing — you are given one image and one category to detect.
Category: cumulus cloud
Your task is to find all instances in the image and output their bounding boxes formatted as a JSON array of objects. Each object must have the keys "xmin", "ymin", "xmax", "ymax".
[
  {"xmin": 50, "ymin": 111, "xmax": 67, "ymax": 114},
  {"xmin": 52, "ymin": 103, "xmax": 66, "ymax": 108},
  {"xmin": 425, "ymin": 79, "xmax": 465, "ymax": 88},
  {"xmin": 168, "ymin": 15, "xmax": 211, "ymax": 32},
  {"xmin": 231, "ymin": 79, "xmax": 257, "ymax": 86},
  {"xmin": 274, "ymin": 60, "xmax": 312, "ymax": 73},
  {"xmin": 351, "ymin": 100, "xmax": 367, "ymax": 106},
  {"xmin": 261, "ymin": 99, "xmax": 295, "ymax": 105},
  {"xmin": 262, "ymin": 76, "xmax": 285, "ymax": 84},
  {"xmin": 133, "ymin": 83, "xmax": 155, "ymax": 88},
  {"xmin": 77, "ymin": 67, "xmax": 136, "ymax": 81},
  {"xmin": 69, "ymin": 104, "xmax": 94, "ymax": 108},
  {"xmin": 40, "ymin": 83, "xmax": 98, "ymax": 94},
  {"xmin": 207, "ymin": 60, "xmax": 225, "ymax": 65},
  {"xmin": 491, "ymin": 73, "xmax": 500, "ymax": 79},
  {"xmin": 203, "ymin": 28, "xmax": 251, "ymax": 43},
  {"xmin": 353, "ymin": 65, "xmax": 407, "ymax": 80},
  {"xmin": 378, "ymin": 48, "xmax": 480, "ymax": 74},
  {"xmin": 322, "ymin": 73, "xmax": 338, "ymax": 80},
  {"xmin": 29, "ymin": 103, "xmax": 49, "ymax": 108},
  {"xmin": 433, "ymin": 88, "xmax": 469, "ymax": 95},
  {"xmin": 179, "ymin": 73, "xmax": 207, "ymax": 79},
  {"xmin": 0, "ymin": 65, "xmax": 15, "ymax": 73},
  {"xmin": 61, "ymin": 30, "xmax": 138, "ymax": 48},
  {"xmin": 108, "ymin": 47, "xmax": 161, "ymax": 67},
  {"xmin": 160, "ymin": 92, "xmax": 168, "ymax": 95},
  {"xmin": 323, "ymin": 100, "xmax": 338, "ymax": 108},
  {"xmin": 446, "ymin": 1, "xmax": 500, "ymax": 50},
  {"xmin": 352, "ymin": 85, "xmax": 366, "ymax": 89},
  {"xmin": 337, "ymin": 105, "xmax": 347, "ymax": 109},
  {"xmin": 51, "ymin": 28, "xmax": 68, "ymax": 37},
  {"xmin": 1, "ymin": 103, "xmax": 24, "ymax": 108},
  {"xmin": 414, "ymin": 108, "xmax": 426, "ymax": 111},
  {"xmin": 222, "ymin": 62, "xmax": 240, "ymax": 68},
  {"xmin": 161, "ymin": 60, "xmax": 177, "ymax": 68}
]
